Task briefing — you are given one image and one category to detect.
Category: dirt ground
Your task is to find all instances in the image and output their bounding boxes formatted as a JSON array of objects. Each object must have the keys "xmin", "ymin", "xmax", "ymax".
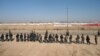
[
  {"xmin": 0, "ymin": 24, "xmax": 100, "ymax": 56},
  {"xmin": 0, "ymin": 34, "xmax": 100, "ymax": 56}
]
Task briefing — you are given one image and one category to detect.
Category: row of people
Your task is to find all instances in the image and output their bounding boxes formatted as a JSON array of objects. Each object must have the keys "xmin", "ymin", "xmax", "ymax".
[
  {"xmin": 0, "ymin": 31, "xmax": 13, "ymax": 41},
  {"xmin": 44, "ymin": 34, "xmax": 97, "ymax": 45},
  {"xmin": 15, "ymin": 31, "xmax": 98, "ymax": 45},
  {"xmin": 16, "ymin": 32, "xmax": 42, "ymax": 42},
  {"xmin": 0, "ymin": 31, "xmax": 98, "ymax": 45}
]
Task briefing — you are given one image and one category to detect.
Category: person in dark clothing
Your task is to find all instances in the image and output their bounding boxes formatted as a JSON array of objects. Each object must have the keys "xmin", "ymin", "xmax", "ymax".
[
  {"xmin": 44, "ymin": 30, "xmax": 48, "ymax": 42},
  {"xmin": 94, "ymin": 35, "xmax": 98, "ymax": 45},
  {"xmin": 32, "ymin": 32, "xmax": 36, "ymax": 41},
  {"xmin": 1, "ymin": 34, "xmax": 4, "ymax": 41},
  {"xmin": 0, "ymin": 34, "xmax": 1, "ymax": 41},
  {"xmin": 55, "ymin": 34, "xmax": 59, "ymax": 42},
  {"xmin": 33, "ymin": 32, "xmax": 36, "ymax": 41},
  {"xmin": 66, "ymin": 30, "xmax": 69, "ymax": 36},
  {"xmin": 69, "ymin": 35, "xmax": 72, "ymax": 43},
  {"xmin": 86, "ymin": 35, "xmax": 90, "ymax": 44},
  {"xmin": 30, "ymin": 32, "xmax": 33, "ymax": 41},
  {"xmin": 6, "ymin": 33, "xmax": 9, "ymax": 41},
  {"xmin": 9, "ymin": 30, "xmax": 13, "ymax": 41},
  {"xmin": 60, "ymin": 34, "xmax": 63, "ymax": 43},
  {"xmin": 97, "ymin": 30, "xmax": 100, "ymax": 36},
  {"xmin": 24, "ymin": 33, "xmax": 27, "ymax": 41},
  {"xmin": 20, "ymin": 33, "xmax": 23, "ymax": 41},
  {"xmin": 48, "ymin": 34, "xmax": 52, "ymax": 42},
  {"xmin": 81, "ymin": 34, "xmax": 85, "ymax": 44},
  {"xmin": 44, "ymin": 35, "xmax": 48, "ymax": 42},
  {"xmin": 16, "ymin": 33, "xmax": 19, "ymax": 42},
  {"xmin": 30, "ymin": 31, "xmax": 36, "ymax": 41},
  {"xmin": 76, "ymin": 35, "xmax": 80, "ymax": 43}
]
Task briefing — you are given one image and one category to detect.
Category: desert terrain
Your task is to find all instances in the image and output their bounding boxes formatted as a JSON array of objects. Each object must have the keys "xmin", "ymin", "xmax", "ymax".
[{"xmin": 0, "ymin": 23, "xmax": 100, "ymax": 56}]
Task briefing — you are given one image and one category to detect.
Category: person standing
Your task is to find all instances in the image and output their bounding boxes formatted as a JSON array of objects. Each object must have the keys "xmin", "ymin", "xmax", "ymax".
[
  {"xmin": 1, "ymin": 34, "xmax": 4, "ymax": 41},
  {"xmin": 24, "ymin": 33, "xmax": 27, "ymax": 41},
  {"xmin": 55, "ymin": 34, "xmax": 59, "ymax": 42},
  {"xmin": 81, "ymin": 34, "xmax": 85, "ymax": 44},
  {"xmin": 9, "ymin": 30, "xmax": 13, "ymax": 41},
  {"xmin": 48, "ymin": 34, "xmax": 52, "ymax": 42},
  {"xmin": 60, "ymin": 34, "xmax": 63, "ymax": 43},
  {"xmin": 44, "ymin": 30, "xmax": 48, "ymax": 42},
  {"xmin": 76, "ymin": 35, "xmax": 80, "ymax": 43},
  {"xmin": 95, "ymin": 35, "xmax": 98, "ymax": 45},
  {"xmin": 97, "ymin": 30, "xmax": 100, "ymax": 36},
  {"xmin": 6, "ymin": 33, "xmax": 9, "ymax": 41},
  {"xmin": 20, "ymin": 33, "xmax": 23, "ymax": 41},
  {"xmin": 64, "ymin": 35, "xmax": 68, "ymax": 43},
  {"xmin": 38, "ymin": 34, "xmax": 42, "ymax": 42},
  {"xmin": 16, "ymin": 33, "xmax": 19, "ymax": 42},
  {"xmin": 69, "ymin": 35, "xmax": 72, "ymax": 43},
  {"xmin": 86, "ymin": 35, "xmax": 90, "ymax": 44}
]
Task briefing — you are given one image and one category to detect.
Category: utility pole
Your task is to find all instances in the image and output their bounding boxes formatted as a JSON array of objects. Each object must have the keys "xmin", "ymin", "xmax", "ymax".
[{"xmin": 66, "ymin": 8, "xmax": 69, "ymax": 36}]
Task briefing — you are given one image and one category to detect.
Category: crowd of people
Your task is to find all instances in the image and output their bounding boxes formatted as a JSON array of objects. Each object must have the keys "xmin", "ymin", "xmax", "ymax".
[
  {"xmin": 0, "ymin": 30, "xmax": 99, "ymax": 45},
  {"xmin": 0, "ymin": 30, "xmax": 14, "ymax": 41}
]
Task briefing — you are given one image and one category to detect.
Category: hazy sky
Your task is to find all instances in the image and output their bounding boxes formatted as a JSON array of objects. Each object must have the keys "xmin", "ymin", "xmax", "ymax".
[{"xmin": 0, "ymin": 0, "xmax": 100, "ymax": 23}]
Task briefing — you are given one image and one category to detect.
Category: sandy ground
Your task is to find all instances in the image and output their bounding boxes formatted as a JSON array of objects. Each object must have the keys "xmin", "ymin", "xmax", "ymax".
[
  {"xmin": 0, "ymin": 35, "xmax": 100, "ymax": 56},
  {"xmin": 0, "ymin": 24, "xmax": 100, "ymax": 56}
]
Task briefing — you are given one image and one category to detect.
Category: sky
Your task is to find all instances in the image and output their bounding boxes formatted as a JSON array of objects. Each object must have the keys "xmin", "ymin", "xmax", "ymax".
[{"xmin": 0, "ymin": 0, "xmax": 100, "ymax": 23}]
